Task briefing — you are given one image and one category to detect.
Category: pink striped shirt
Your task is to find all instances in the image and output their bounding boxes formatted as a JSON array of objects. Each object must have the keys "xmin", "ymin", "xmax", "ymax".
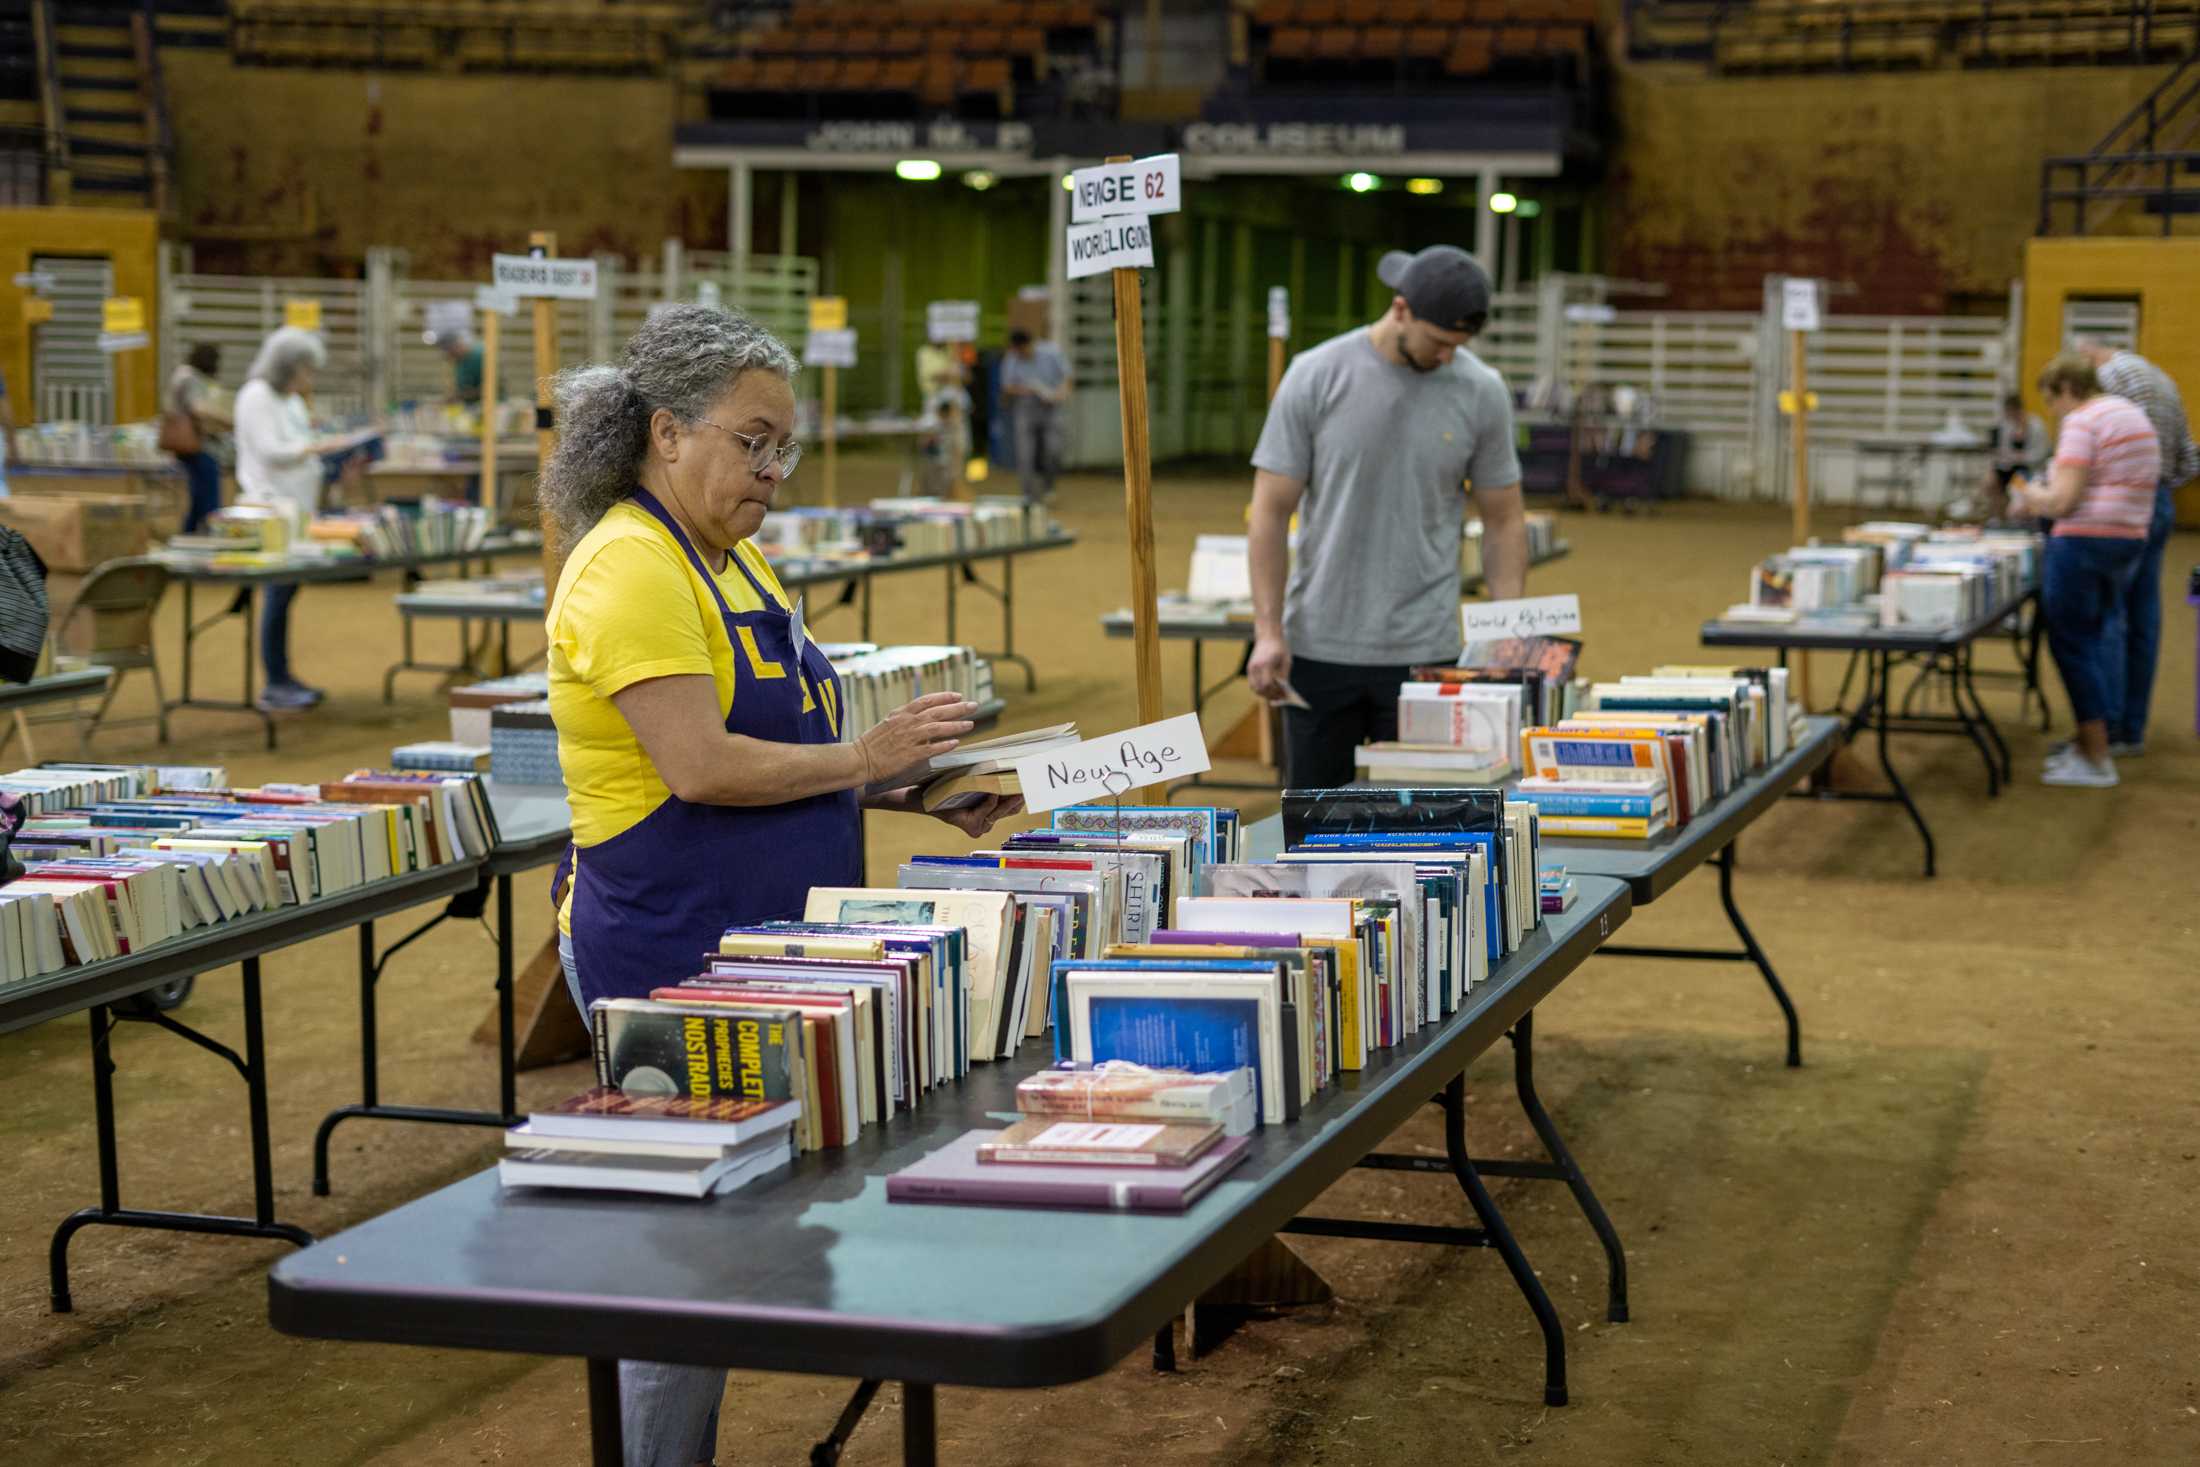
[{"xmin": 2051, "ymin": 395, "xmax": 2159, "ymax": 538}]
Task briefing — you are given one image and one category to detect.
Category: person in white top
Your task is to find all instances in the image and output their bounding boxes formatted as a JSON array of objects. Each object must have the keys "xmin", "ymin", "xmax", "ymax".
[{"xmin": 233, "ymin": 326, "xmax": 367, "ymax": 711}]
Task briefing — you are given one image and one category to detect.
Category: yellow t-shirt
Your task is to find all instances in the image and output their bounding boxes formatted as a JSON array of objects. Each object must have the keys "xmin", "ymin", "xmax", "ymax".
[{"xmin": 548, "ymin": 499, "xmax": 801, "ymax": 928}]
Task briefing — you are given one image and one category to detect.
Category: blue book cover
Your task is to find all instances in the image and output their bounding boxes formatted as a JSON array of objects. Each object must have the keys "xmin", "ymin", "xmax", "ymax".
[
  {"xmin": 1517, "ymin": 790, "xmax": 1660, "ymax": 818},
  {"xmin": 1049, "ymin": 958, "xmax": 1276, "ymax": 1063},
  {"xmin": 1295, "ymin": 832, "xmax": 1503, "ymax": 961},
  {"xmin": 1081, "ymin": 993, "xmax": 1268, "ymax": 1118}
]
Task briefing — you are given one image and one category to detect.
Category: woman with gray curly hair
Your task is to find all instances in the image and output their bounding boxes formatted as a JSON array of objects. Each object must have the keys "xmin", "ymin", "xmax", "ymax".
[
  {"xmin": 233, "ymin": 325, "xmax": 371, "ymax": 710},
  {"xmin": 541, "ymin": 303, "xmax": 1018, "ymax": 1465}
]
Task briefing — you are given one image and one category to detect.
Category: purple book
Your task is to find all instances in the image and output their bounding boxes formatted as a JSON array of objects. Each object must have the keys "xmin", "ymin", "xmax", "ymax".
[
  {"xmin": 1147, "ymin": 929, "xmax": 1303, "ymax": 949},
  {"xmin": 886, "ymin": 1130, "xmax": 1250, "ymax": 1212}
]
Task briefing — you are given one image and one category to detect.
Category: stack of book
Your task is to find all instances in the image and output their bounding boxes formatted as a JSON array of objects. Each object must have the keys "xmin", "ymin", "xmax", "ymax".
[
  {"xmin": 307, "ymin": 499, "xmax": 491, "ymax": 560},
  {"xmin": 1514, "ymin": 665, "xmax": 1795, "ymax": 839},
  {"xmin": 824, "ymin": 644, "xmax": 993, "ymax": 740},
  {"xmin": 502, "ymin": 1086, "xmax": 799, "ymax": 1199},
  {"xmin": 0, "ymin": 764, "xmax": 490, "ymax": 979},
  {"xmin": 905, "ymin": 723, "xmax": 1080, "ymax": 813},
  {"xmin": 1357, "ymin": 678, "xmax": 1522, "ymax": 785},
  {"xmin": 490, "ymin": 699, "xmax": 560, "ymax": 786},
  {"xmin": 1027, "ymin": 794, "xmax": 1534, "ymax": 1125},
  {"xmin": 390, "ymin": 741, "xmax": 492, "ymax": 774},
  {"xmin": 448, "ymin": 673, "xmax": 549, "ymax": 747},
  {"xmin": 887, "ymin": 1063, "xmax": 1254, "ymax": 1212},
  {"xmin": 1725, "ymin": 544, "xmax": 1882, "ymax": 625}
]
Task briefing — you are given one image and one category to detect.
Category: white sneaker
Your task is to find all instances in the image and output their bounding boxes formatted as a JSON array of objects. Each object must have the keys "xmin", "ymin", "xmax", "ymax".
[{"xmin": 2041, "ymin": 749, "xmax": 2118, "ymax": 787}]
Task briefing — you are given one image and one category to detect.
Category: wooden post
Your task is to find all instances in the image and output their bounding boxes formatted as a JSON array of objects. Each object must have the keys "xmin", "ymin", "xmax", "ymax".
[
  {"xmin": 1789, "ymin": 326, "xmax": 1811, "ymax": 545},
  {"xmin": 822, "ymin": 363, "xmax": 839, "ymax": 509},
  {"xmin": 1107, "ymin": 155, "xmax": 1164, "ymax": 727},
  {"xmin": 478, "ymin": 305, "xmax": 500, "ymax": 516},
  {"xmin": 530, "ymin": 231, "xmax": 561, "ymax": 591},
  {"xmin": 1266, "ymin": 336, "xmax": 1285, "ymax": 403}
]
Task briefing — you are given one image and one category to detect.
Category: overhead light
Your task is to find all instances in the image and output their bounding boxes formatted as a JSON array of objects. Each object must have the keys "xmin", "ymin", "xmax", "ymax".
[
  {"xmin": 962, "ymin": 169, "xmax": 997, "ymax": 191},
  {"xmin": 895, "ymin": 159, "xmax": 942, "ymax": 181},
  {"xmin": 1489, "ymin": 191, "xmax": 1518, "ymax": 214},
  {"xmin": 1517, "ymin": 199, "xmax": 1542, "ymax": 219},
  {"xmin": 1344, "ymin": 171, "xmax": 1380, "ymax": 193},
  {"xmin": 1406, "ymin": 177, "xmax": 1443, "ymax": 196}
]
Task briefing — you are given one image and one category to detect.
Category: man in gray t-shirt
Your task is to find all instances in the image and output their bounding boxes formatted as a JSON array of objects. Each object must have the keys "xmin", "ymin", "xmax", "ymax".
[{"xmin": 1247, "ymin": 244, "xmax": 1527, "ymax": 787}]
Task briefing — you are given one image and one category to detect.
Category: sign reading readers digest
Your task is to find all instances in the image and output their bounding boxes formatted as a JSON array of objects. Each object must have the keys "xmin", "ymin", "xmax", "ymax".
[{"xmin": 1011, "ymin": 713, "xmax": 1212, "ymax": 814}]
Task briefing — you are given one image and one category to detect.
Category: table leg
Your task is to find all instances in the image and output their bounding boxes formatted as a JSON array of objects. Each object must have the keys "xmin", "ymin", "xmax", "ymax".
[
  {"xmin": 1959, "ymin": 645, "xmax": 2012, "ymax": 783},
  {"xmin": 861, "ymin": 573, "xmax": 874, "ymax": 643},
  {"xmin": 1284, "ymin": 1072, "xmax": 1572, "ymax": 1407},
  {"xmin": 1941, "ymin": 652, "xmax": 2002, "ymax": 797},
  {"xmin": 2025, "ymin": 597, "xmax": 2050, "ymax": 731},
  {"xmin": 310, "ymin": 882, "xmax": 509, "ymax": 1196},
  {"xmin": 587, "ymin": 1359, "xmax": 624, "ymax": 1467},
  {"xmin": 497, "ymin": 873, "xmax": 517, "ymax": 1122},
  {"xmin": 179, "ymin": 580, "xmax": 195, "ymax": 704},
  {"xmin": 50, "ymin": 971, "xmax": 315, "ymax": 1314},
  {"xmin": 1600, "ymin": 841, "xmax": 1802, "ymax": 1067},
  {"xmin": 1501, "ymin": 1012, "xmax": 1628, "ymax": 1321},
  {"xmin": 1872, "ymin": 651, "xmax": 1936, "ymax": 877},
  {"xmin": 902, "ymin": 1382, "xmax": 937, "ymax": 1467}
]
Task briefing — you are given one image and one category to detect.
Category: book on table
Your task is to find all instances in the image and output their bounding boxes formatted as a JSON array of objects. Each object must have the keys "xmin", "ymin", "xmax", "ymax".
[
  {"xmin": 975, "ymin": 1116, "xmax": 1225, "ymax": 1167},
  {"xmin": 886, "ymin": 1128, "xmax": 1250, "ymax": 1212},
  {"xmin": 1013, "ymin": 1061, "xmax": 1256, "ymax": 1135},
  {"xmin": 499, "ymin": 1128, "xmax": 795, "ymax": 1199}
]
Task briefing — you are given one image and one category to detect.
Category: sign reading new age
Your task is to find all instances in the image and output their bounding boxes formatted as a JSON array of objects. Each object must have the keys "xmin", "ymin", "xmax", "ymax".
[
  {"xmin": 1462, "ymin": 593, "xmax": 1584, "ymax": 641},
  {"xmin": 1064, "ymin": 152, "xmax": 1181, "ymax": 281},
  {"xmin": 1011, "ymin": 713, "xmax": 1213, "ymax": 814}
]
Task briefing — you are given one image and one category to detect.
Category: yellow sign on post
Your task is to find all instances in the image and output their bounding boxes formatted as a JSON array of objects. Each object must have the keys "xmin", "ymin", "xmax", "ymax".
[
  {"xmin": 284, "ymin": 298, "xmax": 322, "ymax": 331},
  {"xmin": 808, "ymin": 296, "xmax": 848, "ymax": 331},
  {"xmin": 21, "ymin": 297, "xmax": 52, "ymax": 326},
  {"xmin": 102, "ymin": 297, "xmax": 145, "ymax": 334}
]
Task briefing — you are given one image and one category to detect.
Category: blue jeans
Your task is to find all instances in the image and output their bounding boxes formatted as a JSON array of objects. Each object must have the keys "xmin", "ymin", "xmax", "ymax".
[
  {"xmin": 259, "ymin": 582, "xmax": 298, "ymax": 687},
  {"xmin": 2042, "ymin": 534, "xmax": 2146, "ymax": 727},
  {"xmin": 179, "ymin": 452, "xmax": 222, "ymax": 534},
  {"xmin": 2102, "ymin": 484, "xmax": 2174, "ymax": 746},
  {"xmin": 558, "ymin": 932, "xmax": 727, "ymax": 1466}
]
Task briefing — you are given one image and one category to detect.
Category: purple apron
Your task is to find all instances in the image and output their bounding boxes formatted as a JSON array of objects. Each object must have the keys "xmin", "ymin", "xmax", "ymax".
[{"xmin": 564, "ymin": 487, "xmax": 861, "ymax": 1007}]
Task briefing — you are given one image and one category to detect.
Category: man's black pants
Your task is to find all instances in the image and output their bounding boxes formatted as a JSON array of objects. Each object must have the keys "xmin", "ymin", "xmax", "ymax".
[{"xmin": 1278, "ymin": 656, "xmax": 1415, "ymax": 789}]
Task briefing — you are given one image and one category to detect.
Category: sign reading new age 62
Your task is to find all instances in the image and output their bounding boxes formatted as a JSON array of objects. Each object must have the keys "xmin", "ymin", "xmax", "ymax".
[
  {"xmin": 1069, "ymin": 153, "xmax": 1181, "ymax": 224},
  {"xmin": 1012, "ymin": 713, "xmax": 1212, "ymax": 814}
]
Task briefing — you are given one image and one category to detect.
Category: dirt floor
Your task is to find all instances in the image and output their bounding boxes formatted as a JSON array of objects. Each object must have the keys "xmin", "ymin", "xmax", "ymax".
[{"xmin": 1, "ymin": 457, "xmax": 2195, "ymax": 1466}]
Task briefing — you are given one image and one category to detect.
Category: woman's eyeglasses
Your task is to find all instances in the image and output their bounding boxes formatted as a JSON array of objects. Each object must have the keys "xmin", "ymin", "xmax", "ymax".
[{"xmin": 696, "ymin": 419, "xmax": 803, "ymax": 480}]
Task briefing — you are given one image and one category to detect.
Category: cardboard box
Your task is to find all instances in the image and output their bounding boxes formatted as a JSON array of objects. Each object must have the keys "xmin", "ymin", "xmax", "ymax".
[{"xmin": 0, "ymin": 494, "xmax": 156, "ymax": 572}]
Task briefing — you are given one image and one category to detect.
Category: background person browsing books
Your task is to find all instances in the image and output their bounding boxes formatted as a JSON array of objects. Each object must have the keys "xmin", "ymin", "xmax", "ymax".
[
  {"xmin": 1245, "ymin": 244, "xmax": 1529, "ymax": 787},
  {"xmin": 539, "ymin": 304, "xmax": 1019, "ymax": 1466},
  {"xmin": 2011, "ymin": 353, "xmax": 2160, "ymax": 789},
  {"xmin": 2072, "ymin": 338, "xmax": 2200, "ymax": 758},
  {"xmin": 233, "ymin": 326, "xmax": 374, "ymax": 713},
  {"xmin": 167, "ymin": 343, "xmax": 233, "ymax": 533},
  {"xmin": 1983, "ymin": 393, "xmax": 2048, "ymax": 515}
]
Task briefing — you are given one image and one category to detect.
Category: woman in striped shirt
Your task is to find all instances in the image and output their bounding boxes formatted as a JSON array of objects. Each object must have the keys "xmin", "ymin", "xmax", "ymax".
[{"xmin": 2011, "ymin": 353, "xmax": 2160, "ymax": 788}]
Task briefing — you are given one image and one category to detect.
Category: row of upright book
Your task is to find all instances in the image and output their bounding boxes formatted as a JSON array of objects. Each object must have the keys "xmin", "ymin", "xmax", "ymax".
[
  {"xmin": 305, "ymin": 499, "xmax": 496, "ymax": 560},
  {"xmin": 1355, "ymin": 635, "xmax": 1583, "ymax": 785},
  {"xmin": 751, "ymin": 498, "xmax": 1060, "ymax": 569},
  {"xmin": 1728, "ymin": 523, "xmax": 2042, "ymax": 632},
  {"xmin": 0, "ymin": 763, "xmax": 500, "ymax": 983},
  {"xmin": 1513, "ymin": 665, "xmax": 1799, "ymax": 840},
  {"xmin": 539, "ymin": 786, "xmax": 1563, "ymax": 1208}
]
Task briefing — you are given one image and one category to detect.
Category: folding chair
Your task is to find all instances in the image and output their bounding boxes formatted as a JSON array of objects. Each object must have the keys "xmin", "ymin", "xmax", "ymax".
[{"xmin": 46, "ymin": 556, "xmax": 173, "ymax": 746}]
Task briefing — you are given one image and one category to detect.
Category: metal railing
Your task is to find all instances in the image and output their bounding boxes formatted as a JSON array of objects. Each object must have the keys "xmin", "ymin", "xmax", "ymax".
[{"xmin": 2037, "ymin": 50, "xmax": 2200, "ymax": 234}]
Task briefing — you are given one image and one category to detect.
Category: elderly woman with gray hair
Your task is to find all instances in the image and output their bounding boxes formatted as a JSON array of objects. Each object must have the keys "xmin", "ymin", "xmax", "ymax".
[
  {"xmin": 540, "ymin": 304, "xmax": 1018, "ymax": 1465},
  {"xmin": 233, "ymin": 325, "xmax": 369, "ymax": 710}
]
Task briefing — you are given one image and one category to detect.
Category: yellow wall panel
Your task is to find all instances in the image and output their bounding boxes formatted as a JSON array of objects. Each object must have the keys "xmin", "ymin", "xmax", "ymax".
[{"xmin": 0, "ymin": 207, "xmax": 162, "ymax": 424}]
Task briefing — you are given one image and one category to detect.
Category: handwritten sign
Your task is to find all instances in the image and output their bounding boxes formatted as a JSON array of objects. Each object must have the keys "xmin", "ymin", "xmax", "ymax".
[
  {"xmin": 808, "ymin": 296, "xmax": 848, "ymax": 331},
  {"xmin": 283, "ymin": 298, "xmax": 322, "ymax": 331},
  {"xmin": 1781, "ymin": 278, "xmax": 1821, "ymax": 333},
  {"xmin": 1462, "ymin": 593, "xmax": 1583, "ymax": 641},
  {"xmin": 927, "ymin": 299, "xmax": 981, "ymax": 343},
  {"xmin": 1065, "ymin": 215, "xmax": 1154, "ymax": 280},
  {"xmin": 491, "ymin": 253, "xmax": 599, "ymax": 300},
  {"xmin": 1069, "ymin": 153, "xmax": 1180, "ymax": 224},
  {"xmin": 1267, "ymin": 286, "xmax": 1290, "ymax": 340},
  {"xmin": 803, "ymin": 328, "xmax": 858, "ymax": 369},
  {"xmin": 98, "ymin": 331, "xmax": 150, "ymax": 354},
  {"xmin": 1012, "ymin": 713, "xmax": 1213, "ymax": 814}
]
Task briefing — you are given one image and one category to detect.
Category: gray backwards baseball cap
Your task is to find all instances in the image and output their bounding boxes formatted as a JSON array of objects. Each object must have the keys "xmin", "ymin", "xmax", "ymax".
[{"xmin": 1376, "ymin": 245, "xmax": 1492, "ymax": 333}]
